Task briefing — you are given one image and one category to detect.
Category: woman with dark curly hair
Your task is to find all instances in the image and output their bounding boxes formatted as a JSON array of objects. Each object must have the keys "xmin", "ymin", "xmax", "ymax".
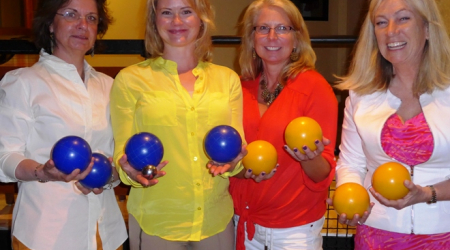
[{"xmin": 0, "ymin": 0, "xmax": 127, "ymax": 249}]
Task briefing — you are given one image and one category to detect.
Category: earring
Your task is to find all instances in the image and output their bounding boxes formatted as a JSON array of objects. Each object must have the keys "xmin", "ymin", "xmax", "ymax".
[
  {"xmin": 290, "ymin": 48, "xmax": 299, "ymax": 61},
  {"xmin": 252, "ymin": 48, "xmax": 256, "ymax": 59},
  {"xmin": 50, "ymin": 32, "xmax": 55, "ymax": 54},
  {"xmin": 90, "ymin": 46, "xmax": 95, "ymax": 57}
]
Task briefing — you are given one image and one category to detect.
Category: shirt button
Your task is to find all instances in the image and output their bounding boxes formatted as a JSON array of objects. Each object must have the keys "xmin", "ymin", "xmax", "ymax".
[
  {"xmin": 191, "ymin": 107, "xmax": 195, "ymax": 111},
  {"xmin": 191, "ymin": 132, "xmax": 195, "ymax": 136},
  {"xmin": 193, "ymin": 157, "xmax": 198, "ymax": 161},
  {"xmin": 196, "ymin": 183, "xmax": 201, "ymax": 186},
  {"xmin": 197, "ymin": 207, "xmax": 202, "ymax": 210}
]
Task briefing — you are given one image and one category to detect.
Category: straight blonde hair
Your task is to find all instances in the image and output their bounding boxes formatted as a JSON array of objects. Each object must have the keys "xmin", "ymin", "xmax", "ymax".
[
  {"xmin": 239, "ymin": 0, "xmax": 316, "ymax": 85},
  {"xmin": 144, "ymin": 0, "xmax": 215, "ymax": 61},
  {"xmin": 336, "ymin": 0, "xmax": 450, "ymax": 95}
]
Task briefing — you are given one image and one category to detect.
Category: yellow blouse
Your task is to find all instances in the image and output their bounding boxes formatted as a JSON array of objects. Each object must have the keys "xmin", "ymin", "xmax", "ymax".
[{"xmin": 110, "ymin": 57, "xmax": 244, "ymax": 241}]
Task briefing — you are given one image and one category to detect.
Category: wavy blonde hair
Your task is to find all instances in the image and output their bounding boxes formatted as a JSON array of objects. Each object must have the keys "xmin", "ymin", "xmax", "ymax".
[
  {"xmin": 239, "ymin": 0, "xmax": 316, "ymax": 84},
  {"xmin": 335, "ymin": 0, "xmax": 450, "ymax": 95},
  {"xmin": 144, "ymin": 0, "xmax": 215, "ymax": 61}
]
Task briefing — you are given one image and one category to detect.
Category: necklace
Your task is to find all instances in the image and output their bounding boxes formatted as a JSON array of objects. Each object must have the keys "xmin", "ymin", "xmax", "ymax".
[{"xmin": 260, "ymin": 73, "xmax": 284, "ymax": 106}]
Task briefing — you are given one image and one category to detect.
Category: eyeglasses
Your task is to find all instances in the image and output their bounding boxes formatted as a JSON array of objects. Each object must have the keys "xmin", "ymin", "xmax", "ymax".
[
  {"xmin": 253, "ymin": 25, "xmax": 294, "ymax": 35},
  {"xmin": 55, "ymin": 10, "xmax": 99, "ymax": 25}
]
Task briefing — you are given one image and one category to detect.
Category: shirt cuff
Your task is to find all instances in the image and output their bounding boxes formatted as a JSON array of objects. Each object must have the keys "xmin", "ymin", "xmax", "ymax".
[
  {"xmin": 1, "ymin": 153, "xmax": 24, "ymax": 182},
  {"xmin": 220, "ymin": 161, "xmax": 244, "ymax": 178},
  {"xmin": 117, "ymin": 167, "xmax": 143, "ymax": 188}
]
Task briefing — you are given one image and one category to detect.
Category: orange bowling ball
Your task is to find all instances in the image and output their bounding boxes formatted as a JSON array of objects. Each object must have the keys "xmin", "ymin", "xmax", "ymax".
[
  {"xmin": 372, "ymin": 162, "xmax": 411, "ymax": 200},
  {"xmin": 242, "ymin": 140, "xmax": 278, "ymax": 175},
  {"xmin": 333, "ymin": 183, "xmax": 370, "ymax": 220},
  {"xmin": 284, "ymin": 117, "xmax": 322, "ymax": 154}
]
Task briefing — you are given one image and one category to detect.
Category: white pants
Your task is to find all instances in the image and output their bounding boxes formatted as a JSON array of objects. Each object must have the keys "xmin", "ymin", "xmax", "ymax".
[{"xmin": 234, "ymin": 215, "xmax": 324, "ymax": 250}]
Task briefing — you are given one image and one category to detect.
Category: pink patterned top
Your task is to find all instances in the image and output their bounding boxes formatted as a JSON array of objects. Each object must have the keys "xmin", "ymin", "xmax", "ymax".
[
  {"xmin": 381, "ymin": 112, "xmax": 433, "ymax": 165},
  {"xmin": 354, "ymin": 112, "xmax": 450, "ymax": 249}
]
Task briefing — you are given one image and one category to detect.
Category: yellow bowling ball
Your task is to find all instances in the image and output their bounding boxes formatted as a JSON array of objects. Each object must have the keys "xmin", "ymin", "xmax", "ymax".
[
  {"xmin": 242, "ymin": 140, "xmax": 278, "ymax": 175},
  {"xmin": 333, "ymin": 183, "xmax": 370, "ymax": 220},
  {"xmin": 372, "ymin": 162, "xmax": 411, "ymax": 200},
  {"xmin": 284, "ymin": 117, "xmax": 322, "ymax": 154}
]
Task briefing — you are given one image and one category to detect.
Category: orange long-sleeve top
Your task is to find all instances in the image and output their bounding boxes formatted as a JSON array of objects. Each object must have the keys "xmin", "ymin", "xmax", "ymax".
[{"xmin": 229, "ymin": 70, "xmax": 338, "ymax": 250}]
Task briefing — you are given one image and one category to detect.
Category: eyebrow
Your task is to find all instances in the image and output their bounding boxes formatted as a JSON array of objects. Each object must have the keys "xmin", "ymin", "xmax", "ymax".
[
  {"xmin": 60, "ymin": 7, "xmax": 98, "ymax": 14},
  {"xmin": 375, "ymin": 8, "xmax": 411, "ymax": 19},
  {"xmin": 158, "ymin": 6, "xmax": 193, "ymax": 10}
]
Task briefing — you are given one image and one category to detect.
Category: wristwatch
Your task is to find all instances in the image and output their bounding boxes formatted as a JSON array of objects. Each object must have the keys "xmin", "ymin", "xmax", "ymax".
[{"xmin": 426, "ymin": 185, "xmax": 437, "ymax": 204}]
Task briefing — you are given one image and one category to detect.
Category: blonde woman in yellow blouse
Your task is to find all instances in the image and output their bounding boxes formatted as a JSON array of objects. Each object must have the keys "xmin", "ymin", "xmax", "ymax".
[{"xmin": 110, "ymin": 0, "xmax": 245, "ymax": 249}]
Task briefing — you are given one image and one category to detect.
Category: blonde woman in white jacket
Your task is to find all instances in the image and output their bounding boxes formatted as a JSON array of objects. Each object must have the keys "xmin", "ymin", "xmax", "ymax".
[{"xmin": 332, "ymin": 0, "xmax": 450, "ymax": 249}]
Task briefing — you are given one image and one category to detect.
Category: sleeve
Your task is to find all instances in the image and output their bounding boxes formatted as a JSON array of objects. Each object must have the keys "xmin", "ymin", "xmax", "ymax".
[
  {"xmin": 0, "ymin": 71, "xmax": 33, "ymax": 182},
  {"xmin": 221, "ymin": 70, "xmax": 245, "ymax": 178},
  {"xmin": 335, "ymin": 92, "xmax": 368, "ymax": 187},
  {"xmin": 110, "ymin": 71, "xmax": 143, "ymax": 188},
  {"xmin": 301, "ymin": 73, "xmax": 338, "ymax": 191}
]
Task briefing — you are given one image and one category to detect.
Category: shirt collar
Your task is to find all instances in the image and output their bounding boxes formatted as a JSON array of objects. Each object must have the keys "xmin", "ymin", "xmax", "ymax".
[{"xmin": 39, "ymin": 49, "xmax": 93, "ymax": 76}]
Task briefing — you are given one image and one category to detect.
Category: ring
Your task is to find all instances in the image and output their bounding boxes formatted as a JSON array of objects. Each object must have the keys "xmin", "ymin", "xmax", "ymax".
[{"xmin": 357, "ymin": 221, "xmax": 363, "ymax": 226}]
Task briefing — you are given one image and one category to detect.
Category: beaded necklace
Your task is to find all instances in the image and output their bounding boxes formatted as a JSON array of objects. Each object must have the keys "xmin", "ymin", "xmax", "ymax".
[{"xmin": 260, "ymin": 73, "xmax": 284, "ymax": 106}]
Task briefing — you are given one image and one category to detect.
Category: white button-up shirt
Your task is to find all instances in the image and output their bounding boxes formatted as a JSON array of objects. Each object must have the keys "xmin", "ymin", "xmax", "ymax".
[{"xmin": 0, "ymin": 51, "xmax": 127, "ymax": 250}]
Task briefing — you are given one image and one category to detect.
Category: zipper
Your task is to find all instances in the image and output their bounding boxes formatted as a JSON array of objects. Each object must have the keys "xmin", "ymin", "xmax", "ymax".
[{"xmin": 410, "ymin": 164, "xmax": 414, "ymax": 234}]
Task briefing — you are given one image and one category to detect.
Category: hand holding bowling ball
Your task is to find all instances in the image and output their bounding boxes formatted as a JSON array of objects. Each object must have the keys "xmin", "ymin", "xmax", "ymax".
[
  {"xmin": 124, "ymin": 132, "xmax": 164, "ymax": 180},
  {"xmin": 79, "ymin": 153, "xmax": 113, "ymax": 189},
  {"xmin": 51, "ymin": 136, "xmax": 92, "ymax": 175},
  {"xmin": 204, "ymin": 125, "xmax": 242, "ymax": 163},
  {"xmin": 243, "ymin": 140, "xmax": 278, "ymax": 176},
  {"xmin": 333, "ymin": 182, "xmax": 370, "ymax": 220},
  {"xmin": 284, "ymin": 117, "xmax": 322, "ymax": 154},
  {"xmin": 372, "ymin": 162, "xmax": 411, "ymax": 200}
]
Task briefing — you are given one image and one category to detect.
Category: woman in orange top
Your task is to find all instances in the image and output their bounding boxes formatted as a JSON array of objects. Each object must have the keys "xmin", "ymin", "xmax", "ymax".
[{"xmin": 229, "ymin": 0, "xmax": 338, "ymax": 249}]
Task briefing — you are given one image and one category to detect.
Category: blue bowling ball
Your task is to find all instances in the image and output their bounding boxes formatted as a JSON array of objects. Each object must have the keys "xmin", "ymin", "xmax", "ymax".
[
  {"xmin": 125, "ymin": 132, "xmax": 164, "ymax": 171},
  {"xmin": 204, "ymin": 125, "xmax": 242, "ymax": 163},
  {"xmin": 51, "ymin": 136, "xmax": 92, "ymax": 175},
  {"xmin": 79, "ymin": 153, "xmax": 113, "ymax": 189}
]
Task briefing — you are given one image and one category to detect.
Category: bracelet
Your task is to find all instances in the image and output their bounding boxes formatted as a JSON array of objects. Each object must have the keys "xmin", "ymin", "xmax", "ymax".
[
  {"xmin": 34, "ymin": 164, "xmax": 48, "ymax": 183},
  {"xmin": 426, "ymin": 185, "xmax": 437, "ymax": 204},
  {"xmin": 105, "ymin": 172, "xmax": 115, "ymax": 190}
]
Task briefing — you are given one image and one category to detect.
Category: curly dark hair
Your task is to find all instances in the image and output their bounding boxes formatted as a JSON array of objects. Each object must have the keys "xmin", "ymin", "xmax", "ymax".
[{"xmin": 33, "ymin": 0, "xmax": 113, "ymax": 54}]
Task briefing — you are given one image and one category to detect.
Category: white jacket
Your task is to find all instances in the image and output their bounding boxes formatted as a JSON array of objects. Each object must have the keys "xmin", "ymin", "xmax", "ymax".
[{"xmin": 336, "ymin": 88, "xmax": 450, "ymax": 234}]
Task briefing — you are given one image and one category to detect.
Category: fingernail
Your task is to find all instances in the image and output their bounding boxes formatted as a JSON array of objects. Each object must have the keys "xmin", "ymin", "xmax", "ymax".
[
  {"xmin": 283, "ymin": 145, "xmax": 288, "ymax": 149},
  {"xmin": 276, "ymin": 164, "xmax": 279, "ymax": 168},
  {"xmin": 315, "ymin": 140, "xmax": 319, "ymax": 144},
  {"xmin": 294, "ymin": 148, "xmax": 298, "ymax": 152},
  {"xmin": 261, "ymin": 172, "xmax": 265, "ymax": 176},
  {"xmin": 247, "ymin": 169, "xmax": 252, "ymax": 173},
  {"xmin": 302, "ymin": 146, "xmax": 307, "ymax": 151}
]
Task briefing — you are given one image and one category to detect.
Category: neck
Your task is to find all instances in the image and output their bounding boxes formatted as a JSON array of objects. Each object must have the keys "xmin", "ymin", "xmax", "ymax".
[
  {"xmin": 163, "ymin": 45, "xmax": 198, "ymax": 73},
  {"xmin": 263, "ymin": 64, "xmax": 284, "ymax": 90},
  {"xmin": 53, "ymin": 49, "xmax": 86, "ymax": 79},
  {"xmin": 392, "ymin": 62, "xmax": 420, "ymax": 88}
]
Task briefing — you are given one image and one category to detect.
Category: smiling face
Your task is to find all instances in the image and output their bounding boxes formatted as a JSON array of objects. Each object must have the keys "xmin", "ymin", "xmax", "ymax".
[
  {"xmin": 253, "ymin": 5, "xmax": 296, "ymax": 67},
  {"xmin": 50, "ymin": 0, "xmax": 98, "ymax": 59},
  {"xmin": 155, "ymin": 0, "xmax": 201, "ymax": 51},
  {"xmin": 373, "ymin": 0, "xmax": 429, "ymax": 68}
]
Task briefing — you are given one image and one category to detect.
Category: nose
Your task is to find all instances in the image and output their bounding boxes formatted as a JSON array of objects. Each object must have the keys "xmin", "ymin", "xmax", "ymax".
[
  {"xmin": 77, "ymin": 16, "xmax": 88, "ymax": 29},
  {"xmin": 267, "ymin": 28, "xmax": 278, "ymax": 40},
  {"xmin": 172, "ymin": 14, "xmax": 182, "ymax": 25},
  {"xmin": 387, "ymin": 21, "xmax": 398, "ymax": 36}
]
